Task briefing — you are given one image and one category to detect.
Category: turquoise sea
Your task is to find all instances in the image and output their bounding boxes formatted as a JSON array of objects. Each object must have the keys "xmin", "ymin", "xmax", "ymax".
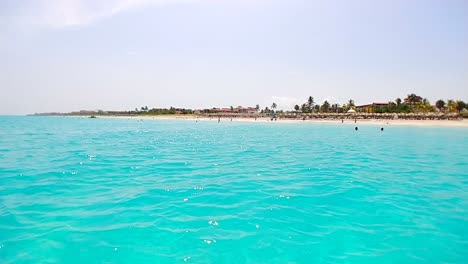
[{"xmin": 0, "ymin": 116, "xmax": 467, "ymax": 263}]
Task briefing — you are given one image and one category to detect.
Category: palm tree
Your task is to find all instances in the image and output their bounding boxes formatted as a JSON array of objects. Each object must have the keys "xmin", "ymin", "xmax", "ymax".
[
  {"xmin": 456, "ymin": 101, "xmax": 466, "ymax": 112},
  {"xmin": 396, "ymin": 98, "xmax": 402, "ymax": 106},
  {"xmin": 447, "ymin": 100, "xmax": 456, "ymax": 112},
  {"xmin": 435, "ymin": 99, "xmax": 445, "ymax": 111},
  {"xmin": 320, "ymin": 100, "xmax": 330, "ymax": 112},
  {"xmin": 417, "ymin": 98, "xmax": 433, "ymax": 113},
  {"xmin": 307, "ymin": 96, "xmax": 314, "ymax": 112},
  {"xmin": 230, "ymin": 106, "xmax": 234, "ymax": 111},
  {"xmin": 387, "ymin": 102, "xmax": 397, "ymax": 112},
  {"xmin": 255, "ymin": 104, "xmax": 260, "ymax": 112},
  {"xmin": 301, "ymin": 103, "xmax": 307, "ymax": 113},
  {"xmin": 271, "ymin": 102, "xmax": 277, "ymax": 113},
  {"xmin": 294, "ymin": 104, "xmax": 300, "ymax": 111}
]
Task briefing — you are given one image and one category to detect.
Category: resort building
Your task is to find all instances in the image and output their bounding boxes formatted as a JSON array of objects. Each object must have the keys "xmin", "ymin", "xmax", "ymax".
[
  {"xmin": 236, "ymin": 106, "xmax": 257, "ymax": 114},
  {"xmin": 205, "ymin": 106, "xmax": 257, "ymax": 114},
  {"xmin": 355, "ymin": 102, "xmax": 389, "ymax": 113}
]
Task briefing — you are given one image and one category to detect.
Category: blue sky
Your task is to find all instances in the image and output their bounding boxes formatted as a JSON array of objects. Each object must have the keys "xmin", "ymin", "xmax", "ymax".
[{"xmin": 1, "ymin": 0, "xmax": 467, "ymax": 114}]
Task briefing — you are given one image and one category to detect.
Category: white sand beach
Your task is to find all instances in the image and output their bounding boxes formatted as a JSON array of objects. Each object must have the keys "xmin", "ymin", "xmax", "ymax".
[{"xmin": 72, "ymin": 115, "xmax": 468, "ymax": 127}]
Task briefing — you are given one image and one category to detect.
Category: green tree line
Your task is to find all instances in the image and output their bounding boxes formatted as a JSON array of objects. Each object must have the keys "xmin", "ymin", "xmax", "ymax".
[{"xmin": 289, "ymin": 94, "xmax": 466, "ymax": 114}]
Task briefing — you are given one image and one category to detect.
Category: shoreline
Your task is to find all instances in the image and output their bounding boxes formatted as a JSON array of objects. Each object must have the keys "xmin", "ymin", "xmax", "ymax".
[{"xmin": 63, "ymin": 115, "xmax": 468, "ymax": 127}]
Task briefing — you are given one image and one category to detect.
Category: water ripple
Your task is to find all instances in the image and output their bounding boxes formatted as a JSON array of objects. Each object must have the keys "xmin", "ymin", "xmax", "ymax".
[{"xmin": 0, "ymin": 117, "xmax": 467, "ymax": 263}]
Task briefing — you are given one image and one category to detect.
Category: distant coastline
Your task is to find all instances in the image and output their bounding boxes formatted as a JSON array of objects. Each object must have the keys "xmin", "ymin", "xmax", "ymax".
[{"xmin": 30, "ymin": 94, "xmax": 468, "ymax": 122}]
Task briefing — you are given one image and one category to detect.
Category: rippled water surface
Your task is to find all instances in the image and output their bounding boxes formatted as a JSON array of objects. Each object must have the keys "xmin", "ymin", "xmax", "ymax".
[{"xmin": 0, "ymin": 116, "xmax": 467, "ymax": 263}]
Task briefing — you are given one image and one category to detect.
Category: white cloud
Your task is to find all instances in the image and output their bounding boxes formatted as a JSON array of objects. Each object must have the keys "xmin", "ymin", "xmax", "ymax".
[{"xmin": 14, "ymin": 0, "xmax": 197, "ymax": 29}]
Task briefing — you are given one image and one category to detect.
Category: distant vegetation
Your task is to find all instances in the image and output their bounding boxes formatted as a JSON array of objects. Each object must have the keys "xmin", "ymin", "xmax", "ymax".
[
  {"xmin": 132, "ymin": 106, "xmax": 193, "ymax": 115},
  {"xmin": 33, "ymin": 93, "xmax": 466, "ymax": 118},
  {"xmin": 289, "ymin": 94, "xmax": 466, "ymax": 114}
]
